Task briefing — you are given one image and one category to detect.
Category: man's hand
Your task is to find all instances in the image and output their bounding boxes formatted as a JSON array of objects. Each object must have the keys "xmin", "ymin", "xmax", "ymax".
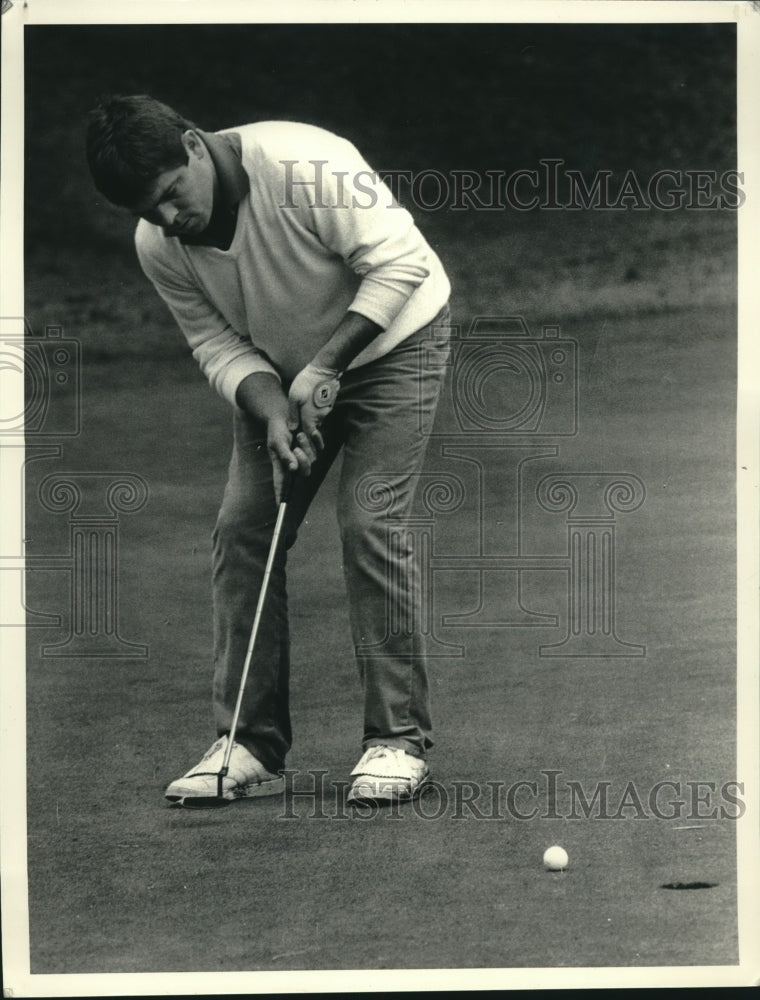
[
  {"xmin": 235, "ymin": 371, "xmax": 320, "ymax": 503},
  {"xmin": 287, "ymin": 363, "xmax": 341, "ymax": 449},
  {"xmin": 267, "ymin": 414, "xmax": 319, "ymax": 504}
]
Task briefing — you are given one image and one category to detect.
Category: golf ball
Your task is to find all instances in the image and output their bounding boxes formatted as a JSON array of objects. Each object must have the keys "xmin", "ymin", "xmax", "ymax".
[{"xmin": 543, "ymin": 845, "xmax": 569, "ymax": 871}]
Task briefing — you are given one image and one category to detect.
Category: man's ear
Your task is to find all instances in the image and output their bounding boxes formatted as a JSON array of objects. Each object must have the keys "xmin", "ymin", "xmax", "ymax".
[{"xmin": 181, "ymin": 129, "xmax": 204, "ymax": 159}]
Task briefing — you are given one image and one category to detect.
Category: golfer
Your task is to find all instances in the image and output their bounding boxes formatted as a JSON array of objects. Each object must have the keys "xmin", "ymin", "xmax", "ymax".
[{"xmin": 86, "ymin": 95, "xmax": 451, "ymax": 805}]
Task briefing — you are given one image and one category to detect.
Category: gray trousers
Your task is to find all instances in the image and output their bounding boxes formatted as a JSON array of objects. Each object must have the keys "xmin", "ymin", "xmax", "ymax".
[{"xmin": 211, "ymin": 306, "xmax": 451, "ymax": 771}]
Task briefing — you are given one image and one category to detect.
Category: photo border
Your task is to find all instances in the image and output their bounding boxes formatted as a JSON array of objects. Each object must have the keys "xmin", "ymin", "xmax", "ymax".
[{"xmin": 2, "ymin": 1, "xmax": 757, "ymax": 994}]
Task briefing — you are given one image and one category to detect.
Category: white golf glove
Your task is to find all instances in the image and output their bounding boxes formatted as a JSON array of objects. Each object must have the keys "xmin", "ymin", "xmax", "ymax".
[{"xmin": 287, "ymin": 362, "xmax": 341, "ymax": 447}]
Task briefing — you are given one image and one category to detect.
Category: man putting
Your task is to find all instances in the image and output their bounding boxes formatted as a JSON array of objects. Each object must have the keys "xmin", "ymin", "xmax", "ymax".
[{"xmin": 86, "ymin": 95, "xmax": 451, "ymax": 806}]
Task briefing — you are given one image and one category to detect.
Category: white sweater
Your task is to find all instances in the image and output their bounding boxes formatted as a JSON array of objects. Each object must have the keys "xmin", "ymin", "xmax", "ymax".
[{"xmin": 135, "ymin": 121, "xmax": 451, "ymax": 406}]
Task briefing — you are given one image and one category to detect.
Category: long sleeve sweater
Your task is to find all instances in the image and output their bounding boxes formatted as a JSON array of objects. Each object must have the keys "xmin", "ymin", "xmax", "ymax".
[{"xmin": 135, "ymin": 120, "xmax": 451, "ymax": 406}]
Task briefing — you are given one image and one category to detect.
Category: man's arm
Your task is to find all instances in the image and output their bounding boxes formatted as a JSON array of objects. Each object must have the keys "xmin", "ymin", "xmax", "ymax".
[
  {"xmin": 137, "ymin": 227, "xmax": 318, "ymax": 502},
  {"xmin": 135, "ymin": 223, "xmax": 282, "ymax": 404},
  {"xmin": 281, "ymin": 131, "xmax": 430, "ymax": 440},
  {"xmin": 312, "ymin": 310, "xmax": 384, "ymax": 374}
]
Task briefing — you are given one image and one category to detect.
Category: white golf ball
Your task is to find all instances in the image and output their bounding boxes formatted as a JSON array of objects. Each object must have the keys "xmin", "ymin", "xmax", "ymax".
[{"xmin": 543, "ymin": 845, "xmax": 569, "ymax": 871}]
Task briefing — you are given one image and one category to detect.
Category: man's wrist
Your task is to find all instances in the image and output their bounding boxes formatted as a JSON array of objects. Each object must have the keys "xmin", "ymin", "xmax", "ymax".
[{"xmin": 303, "ymin": 360, "xmax": 342, "ymax": 379}]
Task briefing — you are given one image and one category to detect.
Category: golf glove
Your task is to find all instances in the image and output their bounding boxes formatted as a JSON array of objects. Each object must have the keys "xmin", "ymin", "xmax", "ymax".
[{"xmin": 287, "ymin": 362, "xmax": 341, "ymax": 445}]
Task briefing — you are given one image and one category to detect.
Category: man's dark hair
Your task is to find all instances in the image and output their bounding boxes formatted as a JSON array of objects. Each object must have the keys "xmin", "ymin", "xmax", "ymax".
[{"xmin": 86, "ymin": 94, "xmax": 197, "ymax": 206}]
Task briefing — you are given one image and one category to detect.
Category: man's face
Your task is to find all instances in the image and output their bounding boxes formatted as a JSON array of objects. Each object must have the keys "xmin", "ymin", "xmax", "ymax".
[{"xmin": 130, "ymin": 130, "xmax": 216, "ymax": 237}]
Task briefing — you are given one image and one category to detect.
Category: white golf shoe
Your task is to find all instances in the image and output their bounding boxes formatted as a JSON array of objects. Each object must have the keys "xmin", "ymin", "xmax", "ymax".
[
  {"xmin": 347, "ymin": 745, "xmax": 430, "ymax": 804},
  {"xmin": 164, "ymin": 736, "xmax": 284, "ymax": 804}
]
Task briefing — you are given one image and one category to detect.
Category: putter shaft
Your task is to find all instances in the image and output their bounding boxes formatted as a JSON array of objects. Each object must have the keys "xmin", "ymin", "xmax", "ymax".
[{"xmin": 219, "ymin": 473, "xmax": 293, "ymax": 785}]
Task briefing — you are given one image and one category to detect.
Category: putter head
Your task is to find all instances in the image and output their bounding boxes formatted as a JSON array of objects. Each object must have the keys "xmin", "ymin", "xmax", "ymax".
[
  {"xmin": 177, "ymin": 795, "xmax": 232, "ymax": 810},
  {"xmin": 171, "ymin": 767, "xmax": 232, "ymax": 809}
]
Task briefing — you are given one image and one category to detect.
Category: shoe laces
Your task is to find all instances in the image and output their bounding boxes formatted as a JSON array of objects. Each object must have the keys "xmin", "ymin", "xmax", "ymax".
[
  {"xmin": 200, "ymin": 736, "xmax": 228, "ymax": 762},
  {"xmin": 362, "ymin": 745, "xmax": 405, "ymax": 764}
]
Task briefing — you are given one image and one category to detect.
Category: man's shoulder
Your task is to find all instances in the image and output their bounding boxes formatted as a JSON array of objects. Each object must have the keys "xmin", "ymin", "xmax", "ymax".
[
  {"xmin": 134, "ymin": 217, "xmax": 162, "ymax": 256},
  {"xmin": 225, "ymin": 121, "xmax": 359, "ymax": 163},
  {"xmin": 134, "ymin": 217, "xmax": 181, "ymax": 274}
]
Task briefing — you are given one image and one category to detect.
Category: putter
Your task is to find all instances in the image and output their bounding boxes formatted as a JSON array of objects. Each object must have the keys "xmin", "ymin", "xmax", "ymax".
[{"xmin": 182, "ymin": 467, "xmax": 294, "ymax": 809}]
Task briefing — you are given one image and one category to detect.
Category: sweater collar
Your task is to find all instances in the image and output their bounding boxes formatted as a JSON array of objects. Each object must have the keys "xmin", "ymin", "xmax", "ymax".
[{"xmin": 179, "ymin": 129, "xmax": 249, "ymax": 247}]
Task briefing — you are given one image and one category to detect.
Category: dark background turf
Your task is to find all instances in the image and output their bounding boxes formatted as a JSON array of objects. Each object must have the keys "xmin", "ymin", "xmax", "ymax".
[
  {"xmin": 25, "ymin": 23, "xmax": 736, "ymax": 251},
  {"xmin": 22, "ymin": 20, "xmax": 739, "ymax": 977}
]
